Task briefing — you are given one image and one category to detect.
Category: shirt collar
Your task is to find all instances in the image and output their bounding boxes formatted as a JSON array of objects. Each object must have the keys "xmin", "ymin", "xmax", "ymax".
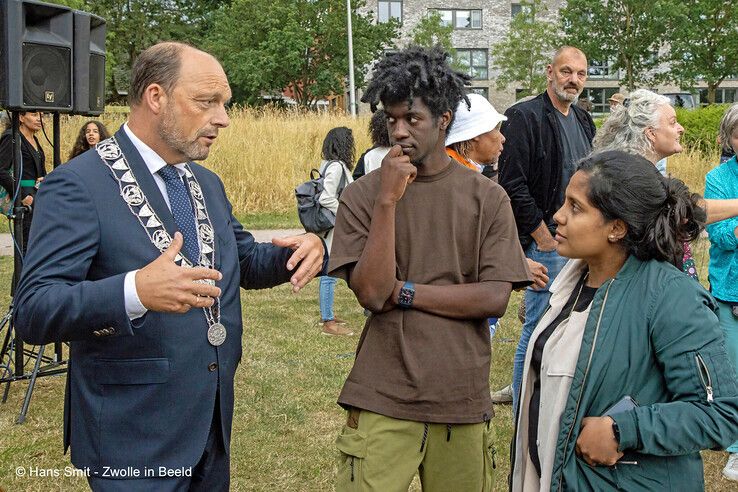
[{"xmin": 123, "ymin": 123, "xmax": 187, "ymax": 176}]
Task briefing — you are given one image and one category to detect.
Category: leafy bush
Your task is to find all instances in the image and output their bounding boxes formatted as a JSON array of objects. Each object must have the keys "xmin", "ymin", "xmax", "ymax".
[
  {"xmin": 594, "ymin": 104, "xmax": 730, "ymax": 153},
  {"xmin": 676, "ymin": 104, "xmax": 731, "ymax": 154}
]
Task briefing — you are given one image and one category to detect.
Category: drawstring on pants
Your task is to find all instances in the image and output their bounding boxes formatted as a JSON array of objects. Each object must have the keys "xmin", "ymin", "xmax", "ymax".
[
  {"xmin": 418, "ymin": 422, "xmax": 452, "ymax": 452},
  {"xmin": 419, "ymin": 422, "xmax": 429, "ymax": 452}
]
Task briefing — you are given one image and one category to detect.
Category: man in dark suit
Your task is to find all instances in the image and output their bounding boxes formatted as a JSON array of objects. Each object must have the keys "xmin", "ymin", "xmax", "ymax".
[{"xmin": 14, "ymin": 42, "xmax": 325, "ymax": 491}]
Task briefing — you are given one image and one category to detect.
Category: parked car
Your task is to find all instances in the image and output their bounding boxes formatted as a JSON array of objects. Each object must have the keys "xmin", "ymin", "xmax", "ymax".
[{"xmin": 662, "ymin": 92, "xmax": 697, "ymax": 109}]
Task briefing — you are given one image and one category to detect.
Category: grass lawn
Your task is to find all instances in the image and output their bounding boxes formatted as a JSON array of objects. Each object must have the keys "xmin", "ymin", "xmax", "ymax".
[
  {"xmin": 236, "ymin": 210, "xmax": 301, "ymax": 230},
  {"xmin": 0, "ymin": 241, "xmax": 735, "ymax": 491}
]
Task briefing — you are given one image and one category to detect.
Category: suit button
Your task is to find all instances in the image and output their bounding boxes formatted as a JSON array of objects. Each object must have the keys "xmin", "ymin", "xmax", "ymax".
[
  {"xmin": 107, "ymin": 327, "xmax": 116, "ymax": 335},
  {"xmin": 208, "ymin": 362, "xmax": 218, "ymax": 372},
  {"xmin": 93, "ymin": 330, "xmax": 102, "ymax": 337}
]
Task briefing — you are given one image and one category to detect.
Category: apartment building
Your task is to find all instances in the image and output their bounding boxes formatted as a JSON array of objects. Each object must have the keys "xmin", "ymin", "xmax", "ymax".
[{"xmin": 361, "ymin": 1, "xmax": 738, "ymax": 114}]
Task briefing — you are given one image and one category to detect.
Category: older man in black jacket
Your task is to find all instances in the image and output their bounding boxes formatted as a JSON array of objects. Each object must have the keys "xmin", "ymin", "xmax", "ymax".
[{"xmin": 496, "ymin": 46, "xmax": 596, "ymax": 408}]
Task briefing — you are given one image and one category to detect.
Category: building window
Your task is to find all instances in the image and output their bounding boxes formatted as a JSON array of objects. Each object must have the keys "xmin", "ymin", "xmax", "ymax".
[
  {"xmin": 378, "ymin": 1, "xmax": 402, "ymax": 23},
  {"xmin": 511, "ymin": 2, "xmax": 531, "ymax": 17},
  {"xmin": 432, "ymin": 9, "xmax": 482, "ymax": 29},
  {"xmin": 468, "ymin": 87, "xmax": 489, "ymax": 99},
  {"xmin": 581, "ymin": 87, "xmax": 619, "ymax": 114},
  {"xmin": 588, "ymin": 59, "xmax": 616, "ymax": 79},
  {"xmin": 455, "ymin": 49, "xmax": 488, "ymax": 80},
  {"xmin": 698, "ymin": 88, "xmax": 737, "ymax": 105}
]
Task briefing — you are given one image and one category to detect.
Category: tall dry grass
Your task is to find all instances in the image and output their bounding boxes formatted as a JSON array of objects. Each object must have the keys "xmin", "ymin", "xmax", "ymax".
[
  {"xmin": 49, "ymin": 109, "xmax": 372, "ymax": 216},
  {"xmin": 44, "ymin": 109, "xmax": 720, "ymax": 217},
  {"xmin": 667, "ymin": 146, "xmax": 722, "ymax": 195}
]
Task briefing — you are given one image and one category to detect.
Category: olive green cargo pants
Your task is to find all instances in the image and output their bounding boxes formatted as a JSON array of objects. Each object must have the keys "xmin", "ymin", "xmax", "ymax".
[{"xmin": 335, "ymin": 408, "xmax": 496, "ymax": 492}]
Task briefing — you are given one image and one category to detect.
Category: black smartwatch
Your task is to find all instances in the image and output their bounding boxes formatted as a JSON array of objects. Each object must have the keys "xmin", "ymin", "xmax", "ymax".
[
  {"xmin": 612, "ymin": 420, "xmax": 621, "ymax": 445},
  {"xmin": 397, "ymin": 281, "xmax": 415, "ymax": 309}
]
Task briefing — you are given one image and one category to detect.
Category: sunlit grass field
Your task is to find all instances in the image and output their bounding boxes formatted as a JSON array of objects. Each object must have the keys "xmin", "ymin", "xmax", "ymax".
[
  {"xmin": 34, "ymin": 108, "xmax": 376, "ymax": 228},
  {"xmin": 0, "ymin": 109, "xmax": 734, "ymax": 490}
]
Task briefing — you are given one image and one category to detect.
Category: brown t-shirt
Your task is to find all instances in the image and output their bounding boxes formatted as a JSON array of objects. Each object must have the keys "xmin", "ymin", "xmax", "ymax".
[{"xmin": 328, "ymin": 161, "xmax": 531, "ymax": 424}]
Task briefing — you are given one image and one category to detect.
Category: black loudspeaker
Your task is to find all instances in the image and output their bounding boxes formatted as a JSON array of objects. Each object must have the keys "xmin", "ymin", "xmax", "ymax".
[
  {"xmin": 73, "ymin": 11, "xmax": 106, "ymax": 115},
  {"xmin": 0, "ymin": 0, "xmax": 74, "ymax": 112}
]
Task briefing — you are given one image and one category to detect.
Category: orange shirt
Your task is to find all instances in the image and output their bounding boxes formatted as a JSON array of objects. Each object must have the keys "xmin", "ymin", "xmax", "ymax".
[{"xmin": 445, "ymin": 147, "xmax": 480, "ymax": 172}]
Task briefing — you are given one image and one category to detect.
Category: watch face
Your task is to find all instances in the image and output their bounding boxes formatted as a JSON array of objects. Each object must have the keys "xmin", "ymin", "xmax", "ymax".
[{"xmin": 398, "ymin": 286, "xmax": 414, "ymax": 307}]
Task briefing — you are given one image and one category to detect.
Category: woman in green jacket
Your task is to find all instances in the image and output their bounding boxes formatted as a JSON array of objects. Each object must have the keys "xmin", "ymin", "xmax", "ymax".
[{"xmin": 512, "ymin": 150, "xmax": 738, "ymax": 491}]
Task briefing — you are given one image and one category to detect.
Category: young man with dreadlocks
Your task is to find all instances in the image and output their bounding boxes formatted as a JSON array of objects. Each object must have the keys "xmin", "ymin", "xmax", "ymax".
[{"xmin": 327, "ymin": 46, "xmax": 532, "ymax": 491}]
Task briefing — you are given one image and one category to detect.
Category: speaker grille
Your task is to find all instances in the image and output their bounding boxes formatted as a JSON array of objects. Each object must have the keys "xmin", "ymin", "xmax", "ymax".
[
  {"xmin": 88, "ymin": 53, "xmax": 104, "ymax": 112},
  {"xmin": 22, "ymin": 42, "xmax": 71, "ymax": 109}
]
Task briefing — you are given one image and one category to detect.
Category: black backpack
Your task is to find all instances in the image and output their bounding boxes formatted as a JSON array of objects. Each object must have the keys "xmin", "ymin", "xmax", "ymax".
[{"xmin": 295, "ymin": 161, "xmax": 347, "ymax": 234}]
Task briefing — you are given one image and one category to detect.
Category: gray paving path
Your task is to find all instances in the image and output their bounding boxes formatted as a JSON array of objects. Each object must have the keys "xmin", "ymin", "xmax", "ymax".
[{"xmin": 0, "ymin": 229, "xmax": 305, "ymax": 256}]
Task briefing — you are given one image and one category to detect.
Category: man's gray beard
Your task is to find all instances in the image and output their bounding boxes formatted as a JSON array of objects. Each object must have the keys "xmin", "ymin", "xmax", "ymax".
[
  {"xmin": 554, "ymin": 86, "xmax": 579, "ymax": 104},
  {"xmin": 159, "ymin": 109, "xmax": 209, "ymax": 162}
]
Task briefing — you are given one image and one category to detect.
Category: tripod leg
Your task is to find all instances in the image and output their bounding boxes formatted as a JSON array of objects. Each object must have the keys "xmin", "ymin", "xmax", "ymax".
[
  {"xmin": 17, "ymin": 344, "xmax": 44, "ymax": 424},
  {"xmin": 2, "ymin": 338, "xmax": 14, "ymax": 404},
  {"xmin": 0, "ymin": 310, "xmax": 13, "ymax": 363}
]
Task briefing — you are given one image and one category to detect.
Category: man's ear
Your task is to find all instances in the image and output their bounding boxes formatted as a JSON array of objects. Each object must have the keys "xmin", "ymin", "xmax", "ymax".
[
  {"xmin": 142, "ymin": 83, "xmax": 168, "ymax": 116},
  {"xmin": 439, "ymin": 110, "xmax": 452, "ymax": 131}
]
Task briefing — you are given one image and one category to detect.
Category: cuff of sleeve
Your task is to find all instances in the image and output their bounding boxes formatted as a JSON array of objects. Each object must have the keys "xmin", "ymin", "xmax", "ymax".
[
  {"xmin": 521, "ymin": 210, "xmax": 546, "ymax": 237},
  {"xmin": 124, "ymin": 270, "xmax": 148, "ymax": 320},
  {"xmin": 612, "ymin": 410, "xmax": 639, "ymax": 452},
  {"xmin": 715, "ymin": 218, "xmax": 738, "ymax": 249}
]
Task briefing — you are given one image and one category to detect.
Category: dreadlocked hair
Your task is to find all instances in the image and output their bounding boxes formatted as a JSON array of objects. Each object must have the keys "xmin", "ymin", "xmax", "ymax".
[{"xmin": 361, "ymin": 45, "xmax": 470, "ymax": 134}]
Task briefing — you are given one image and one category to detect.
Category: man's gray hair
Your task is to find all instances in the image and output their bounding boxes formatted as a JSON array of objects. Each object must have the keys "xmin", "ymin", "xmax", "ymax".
[
  {"xmin": 129, "ymin": 42, "xmax": 191, "ymax": 106},
  {"xmin": 593, "ymin": 89, "xmax": 671, "ymax": 159},
  {"xmin": 551, "ymin": 46, "xmax": 586, "ymax": 65},
  {"xmin": 719, "ymin": 103, "xmax": 738, "ymax": 154}
]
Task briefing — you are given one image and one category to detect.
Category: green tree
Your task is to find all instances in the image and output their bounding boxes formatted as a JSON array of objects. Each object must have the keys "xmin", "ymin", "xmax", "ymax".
[
  {"xmin": 666, "ymin": 0, "xmax": 738, "ymax": 104},
  {"xmin": 48, "ymin": 0, "xmax": 228, "ymax": 99},
  {"xmin": 560, "ymin": 0, "xmax": 672, "ymax": 90},
  {"xmin": 491, "ymin": 0, "xmax": 559, "ymax": 97},
  {"xmin": 205, "ymin": 0, "xmax": 397, "ymax": 106},
  {"xmin": 410, "ymin": 11, "xmax": 454, "ymax": 54}
]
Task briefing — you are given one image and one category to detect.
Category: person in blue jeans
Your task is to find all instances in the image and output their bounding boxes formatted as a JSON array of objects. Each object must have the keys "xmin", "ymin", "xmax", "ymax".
[
  {"xmin": 707, "ymin": 102, "xmax": 738, "ymax": 482},
  {"xmin": 317, "ymin": 127, "xmax": 355, "ymax": 336},
  {"xmin": 497, "ymin": 47, "xmax": 595, "ymax": 408}
]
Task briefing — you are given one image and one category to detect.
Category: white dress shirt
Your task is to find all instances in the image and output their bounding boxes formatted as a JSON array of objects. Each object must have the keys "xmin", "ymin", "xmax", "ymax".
[{"xmin": 122, "ymin": 123, "xmax": 189, "ymax": 319}]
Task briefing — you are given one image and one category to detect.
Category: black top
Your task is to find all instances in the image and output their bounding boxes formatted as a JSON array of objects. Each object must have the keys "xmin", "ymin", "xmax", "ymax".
[
  {"xmin": 528, "ymin": 272, "xmax": 596, "ymax": 477},
  {"xmin": 0, "ymin": 129, "xmax": 46, "ymax": 199},
  {"xmin": 353, "ymin": 146, "xmax": 376, "ymax": 180},
  {"xmin": 498, "ymin": 92, "xmax": 596, "ymax": 248}
]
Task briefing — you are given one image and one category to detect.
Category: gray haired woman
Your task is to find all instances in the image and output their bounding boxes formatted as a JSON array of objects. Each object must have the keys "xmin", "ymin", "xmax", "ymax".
[{"xmin": 594, "ymin": 89, "xmax": 738, "ymax": 226}]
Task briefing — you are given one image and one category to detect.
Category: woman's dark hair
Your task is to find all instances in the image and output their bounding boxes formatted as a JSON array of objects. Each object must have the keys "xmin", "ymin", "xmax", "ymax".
[
  {"xmin": 69, "ymin": 120, "xmax": 111, "ymax": 160},
  {"xmin": 578, "ymin": 150, "xmax": 706, "ymax": 268},
  {"xmin": 368, "ymin": 110, "xmax": 390, "ymax": 148},
  {"xmin": 361, "ymin": 45, "xmax": 470, "ymax": 134},
  {"xmin": 321, "ymin": 127, "xmax": 355, "ymax": 170}
]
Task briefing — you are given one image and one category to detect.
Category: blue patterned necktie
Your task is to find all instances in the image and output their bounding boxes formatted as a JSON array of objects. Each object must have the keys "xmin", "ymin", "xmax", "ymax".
[{"xmin": 158, "ymin": 165, "xmax": 200, "ymax": 263}]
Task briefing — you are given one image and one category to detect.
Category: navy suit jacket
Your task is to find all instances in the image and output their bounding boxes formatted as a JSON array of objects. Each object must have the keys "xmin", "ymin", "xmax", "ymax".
[{"xmin": 14, "ymin": 127, "xmax": 295, "ymax": 477}]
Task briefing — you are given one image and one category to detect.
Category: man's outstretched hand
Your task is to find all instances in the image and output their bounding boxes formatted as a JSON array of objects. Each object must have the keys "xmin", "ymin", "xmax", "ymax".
[
  {"xmin": 272, "ymin": 233, "xmax": 325, "ymax": 293},
  {"xmin": 135, "ymin": 232, "xmax": 223, "ymax": 313}
]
